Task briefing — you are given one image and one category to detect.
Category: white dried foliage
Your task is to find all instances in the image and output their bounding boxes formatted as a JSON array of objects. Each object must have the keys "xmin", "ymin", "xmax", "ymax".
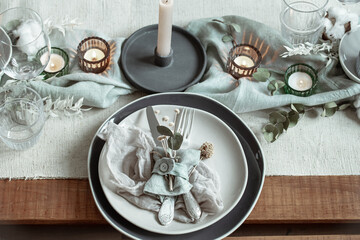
[
  {"xmin": 44, "ymin": 16, "xmax": 82, "ymax": 36},
  {"xmin": 43, "ymin": 96, "xmax": 92, "ymax": 118},
  {"xmin": 280, "ymin": 42, "xmax": 336, "ymax": 67}
]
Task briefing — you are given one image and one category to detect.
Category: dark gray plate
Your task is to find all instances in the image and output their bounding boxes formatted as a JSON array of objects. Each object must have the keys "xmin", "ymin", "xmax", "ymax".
[{"xmin": 88, "ymin": 93, "xmax": 265, "ymax": 239}]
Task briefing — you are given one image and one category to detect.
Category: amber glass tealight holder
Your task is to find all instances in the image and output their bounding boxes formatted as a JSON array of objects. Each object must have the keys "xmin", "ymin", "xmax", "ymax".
[
  {"xmin": 284, "ymin": 63, "xmax": 318, "ymax": 97},
  {"xmin": 77, "ymin": 36, "xmax": 110, "ymax": 73},
  {"xmin": 226, "ymin": 44, "xmax": 262, "ymax": 79}
]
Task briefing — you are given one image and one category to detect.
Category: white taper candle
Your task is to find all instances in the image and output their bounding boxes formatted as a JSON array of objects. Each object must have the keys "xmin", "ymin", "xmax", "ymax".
[{"xmin": 157, "ymin": 0, "xmax": 173, "ymax": 57}]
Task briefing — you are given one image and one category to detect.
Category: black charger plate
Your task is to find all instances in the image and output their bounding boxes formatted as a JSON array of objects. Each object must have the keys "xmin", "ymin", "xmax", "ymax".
[{"xmin": 88, "ymin": 92, "xmax": 265, "ymax": 239}]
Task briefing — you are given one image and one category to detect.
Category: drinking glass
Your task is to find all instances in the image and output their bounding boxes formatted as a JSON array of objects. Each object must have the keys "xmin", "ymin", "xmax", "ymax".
[
  {"xmin": 0, "ymin": 7, "xmax": 51, "ymax": 80},
  {"xmin": 0, "ymin": 85, "xmax": 45, "ymax": 150},
  {"xmin": 0, "ymin": 26, "xmax": 12, "ymax": 75},
  {"xmin": 280, "ymin": 0, "xmax": 329, "ymax": 44}
]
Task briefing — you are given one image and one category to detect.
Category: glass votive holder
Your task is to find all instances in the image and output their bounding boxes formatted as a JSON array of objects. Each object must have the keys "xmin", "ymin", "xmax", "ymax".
[
  {"xmin": 0, "ymin": 86, "xmax": 45, "ymax": 150},
  {"xmin": 36, "ymin": 47, "xmax": 69, "ymax": 79},
  {"xmin": 77, "ymin": 36, "xmax": 110, "ymax": 73},
  {"xmin": 284, "ymin": 63, "xmax": 318, "ymax": 97},
  {"xmin": 226, "ymin": 44, "xmax": 262, "ymax": 79}
]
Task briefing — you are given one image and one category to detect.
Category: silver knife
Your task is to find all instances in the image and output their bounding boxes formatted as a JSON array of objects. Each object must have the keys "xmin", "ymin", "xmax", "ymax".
[
  {"xmin": 146, "ymin": 106, "xmax": 161, "ymax": 146},
  {"xmin": 146, "ymin": 106, "xmax": 175, "ymax": 226}
]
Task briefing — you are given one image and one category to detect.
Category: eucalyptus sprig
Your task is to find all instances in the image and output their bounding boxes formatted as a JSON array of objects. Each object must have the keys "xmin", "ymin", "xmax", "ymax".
[
  {"xmin": 212, "ymin": 19, "xmax": 241, "ymax": 44},
  {"xmin": 321, "ymin": 101, "xmax": 352, "ymax": 117},
  {"xmin": 253, "ymin": 68, "xmax": 285, "ymax": 95},
  {"xmin": 157, "ymin": 126, "xmax": 183, "ymax": 151},
  {"xmin": 262, "ymin": 104, "xmax": 305, "ymax": 143}
]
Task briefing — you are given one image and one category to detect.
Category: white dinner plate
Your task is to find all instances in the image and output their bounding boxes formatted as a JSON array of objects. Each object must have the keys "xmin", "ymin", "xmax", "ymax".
[
  {"xmin": 339, "ymin": 25, "xmax": 360, "ymax": 83},
  {"xmin": 98, "ymin": 105, "xmax": 248, "ymax": 235}
]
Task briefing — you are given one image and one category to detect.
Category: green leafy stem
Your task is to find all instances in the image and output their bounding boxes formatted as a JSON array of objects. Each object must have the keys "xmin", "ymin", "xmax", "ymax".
[
  {"xmin": 212, "ymin": 19, "xmax": 241, "ymax": 45},
  {"xmin": 263, "ymin": 102, "xmax": 353, "ymax": 143},
  {"xmin": 157, "ymin": 125, "xmax": 183, "ymax": 151},
  {"xmin": 253, "ymin": 68, "xmax": 285, "ymax": 96}
]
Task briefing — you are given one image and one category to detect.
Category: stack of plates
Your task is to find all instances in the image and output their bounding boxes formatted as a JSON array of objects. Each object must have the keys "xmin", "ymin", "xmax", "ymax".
[{"xmin": 88, "ymin": 93, "xmax": 265, "ymax": 239}]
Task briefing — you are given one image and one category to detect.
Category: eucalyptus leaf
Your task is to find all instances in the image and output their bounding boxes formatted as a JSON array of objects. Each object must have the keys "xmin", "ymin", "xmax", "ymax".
[
  {"xmin": 268, "ymin": 80, "xmax": 285, "ymax": 95},
  {"xmin": 267, "ymin": 80, "xmax": 277, "ymax": 95},
  {"xmin": 338, "ymin": 103, "xmax": 351, "ymax": 111},
  {"xmin": 262, "ymin": 123, "xmax": 279, "ymax": 143},
  {"xmin": 275, "ymin": 122, "xmax": 284, "ymax": 136},
  {"xmin": 269, "ymin": 111, "xmax": 287, "ymax": 124},
  {"xmin": 283, "ymin": 117, "xmax": 290, "ymax": 131},
  {"xmin": 171, "ymin": 133, "xmax": 183, "ymax": 150},
  {"xmin": 262, "ymin": 123, "xmax": 276, "ymax": 133},
  {"xmin": 279, "ymin": 111, "xmax": 288, "ymax": 117},
  {"xmin": 291, "ymin": 104, "xmax": 305, "ymax": 114},
  {"xmin": 257, "ymin": 68, "xmax": 268, "ymax": 73},
  {"xmin": 222, "ymin": 34, "xmax": 233, "ymax": 43},
  {"xmin": 322, "ymin": 102, "xmax": 338, "ymax": 117},
  {"xmin": 324, "ymin": 102, "xmax": 337, "ymax": 109},
  {"xmin": 276, "ymin": 80, "xmax": 285, "ymax": 89},
  {"xmin": 288, "ymin": 110, "xmax": 300, "ymax": 128},
  {"xmin": 157, "ymin": 126, "xmax": 174, "ymax": 137},
  {"xmin": 321, "ymin": 108, "xmax": 336, "ymax": 117},
  {"xmin": 230, "ymin": 23, "xmax": 241, "ymax": 32},
  {"xmin": 253, "ymin": 69, "xmax": 270, "ymax": 82}
]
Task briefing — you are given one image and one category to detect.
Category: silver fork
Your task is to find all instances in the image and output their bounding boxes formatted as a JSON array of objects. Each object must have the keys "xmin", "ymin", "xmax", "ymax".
[
  {"xmin": 175, "ymin": 107, "xmax": 201, "ymax": 221},
  {"xmin": 175, "ymin": 108, "xmax": 195, "ymax": 148}
]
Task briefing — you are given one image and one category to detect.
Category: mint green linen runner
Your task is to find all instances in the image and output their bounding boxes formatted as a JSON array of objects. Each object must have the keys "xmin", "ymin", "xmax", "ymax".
[
  {"xmin": 6, "ymin": 16, "xmax": 358, "ymax": 111},
  {"xmin": 185, "ymin": 15, "xmax": 360, "ymax": 113}
]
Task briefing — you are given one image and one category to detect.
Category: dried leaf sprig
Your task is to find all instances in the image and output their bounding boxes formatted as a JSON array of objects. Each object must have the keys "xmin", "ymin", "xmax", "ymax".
[
  {"xmin": 280, "ymin": 42, "xmax": 333, "ymax": 58},
  {"xmin": 44, "ymin": 16, "xmax": 82, "ymax": 36},
  {"xmin": 43, "ymin": 96, "xmax": 91, "ymax": 118},
  {"xmin": 280, "ymin": 42, "xmax": 336, "ymax": 68}
]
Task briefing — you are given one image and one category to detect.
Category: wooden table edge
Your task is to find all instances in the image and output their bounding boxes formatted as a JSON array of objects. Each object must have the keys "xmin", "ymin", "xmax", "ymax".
[{"xmin": 0, "ymin": 175, "xmax": 359, "ymax": 224}]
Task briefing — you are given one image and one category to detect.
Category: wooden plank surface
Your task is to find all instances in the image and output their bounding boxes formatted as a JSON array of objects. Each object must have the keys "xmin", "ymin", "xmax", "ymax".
[{"xmin": 0, "ymin": 176, "xmax": 359, "ymax": 224}]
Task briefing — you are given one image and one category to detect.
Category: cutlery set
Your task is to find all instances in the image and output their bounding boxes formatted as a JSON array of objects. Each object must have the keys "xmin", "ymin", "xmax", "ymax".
[{"xmin": 146, "ymin": 106, "xmax": 201, "ymax": 225}]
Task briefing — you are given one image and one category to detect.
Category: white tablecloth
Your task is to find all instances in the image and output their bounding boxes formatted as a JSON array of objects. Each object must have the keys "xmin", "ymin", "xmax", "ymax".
[{"xmin": 0, "ymin": 0, "xmax": 359, "ymax": 178}]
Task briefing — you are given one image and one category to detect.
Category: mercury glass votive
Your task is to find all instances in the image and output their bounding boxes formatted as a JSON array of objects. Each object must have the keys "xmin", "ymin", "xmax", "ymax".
[
  {"xmin": 284, "ymin": 63, "xmax": 318, "ymax": 97},
  {"xmin": 77, "ymin": 36, "xmax": 110, "ymax": 73},
  {"xmin": 226, "ymin": 44, "xmax": 262, "ymax": 79},
  {"xmin": 36, "ymin": 47, "xmax": 69, "ymax": 79}
]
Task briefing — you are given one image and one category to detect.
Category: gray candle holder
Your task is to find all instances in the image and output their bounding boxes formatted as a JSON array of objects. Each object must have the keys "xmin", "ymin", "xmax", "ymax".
[{"xmin": 120, "ymin": 25, "xmax": 206, "ymax": 93}]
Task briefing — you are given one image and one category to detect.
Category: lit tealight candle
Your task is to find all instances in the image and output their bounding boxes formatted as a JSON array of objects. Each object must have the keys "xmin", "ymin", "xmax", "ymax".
[
  {"xmin": 287, "ymin": 72, "xmax": 313, "ymax": 91},
  {"xmin": 84, "ymin": 48, "xmax": 105, "ymax": 62},
  {"xmin": 234, "ymin": 55, "xmax": 255, "ymax": 68},
  {"xmin": 40, "ymin": 53, "xmax": 65, "ymax": 73}
]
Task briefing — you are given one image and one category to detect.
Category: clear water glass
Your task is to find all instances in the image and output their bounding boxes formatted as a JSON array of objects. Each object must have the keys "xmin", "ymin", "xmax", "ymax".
[
  {"xmin": 0, "ymin": 26, "xmax": 12, "ymax": 75},
  {"xmin": 0, "ymin": 7, "xmax": 51, "ymax": 81},
  {"xmin": 0, "ymin": 85, "xmax": 45, "ymax": 150},
  {"xmin": 280, "ymin": 0, "xmax": 329, "ymax": 45}
]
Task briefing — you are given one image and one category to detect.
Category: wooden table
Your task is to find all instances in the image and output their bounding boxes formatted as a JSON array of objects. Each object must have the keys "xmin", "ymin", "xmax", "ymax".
[
  {"xmin": 1, "ymin": 176, "xmax": 359, "ymax": 239},
  {"xmin": 1, "ymin": 0, "xmax": 360, "ymax": 239}
]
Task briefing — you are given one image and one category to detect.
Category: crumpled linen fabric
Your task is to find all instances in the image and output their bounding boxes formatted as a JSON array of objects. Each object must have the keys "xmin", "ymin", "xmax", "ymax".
[
  {"xmin": 185, "ymin": 15, "xmax": 360, "ymax": 113},
  {"xmin": 25, "ymin": 28, "xmax": 135, "ymax": 108},
  {"xmin": 97, "ymin": 121, "xmax": 223, "ymax": 223},
  {"xmin": 5, "ymin": 15, "xmax": 358, "ymax": 113}
]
